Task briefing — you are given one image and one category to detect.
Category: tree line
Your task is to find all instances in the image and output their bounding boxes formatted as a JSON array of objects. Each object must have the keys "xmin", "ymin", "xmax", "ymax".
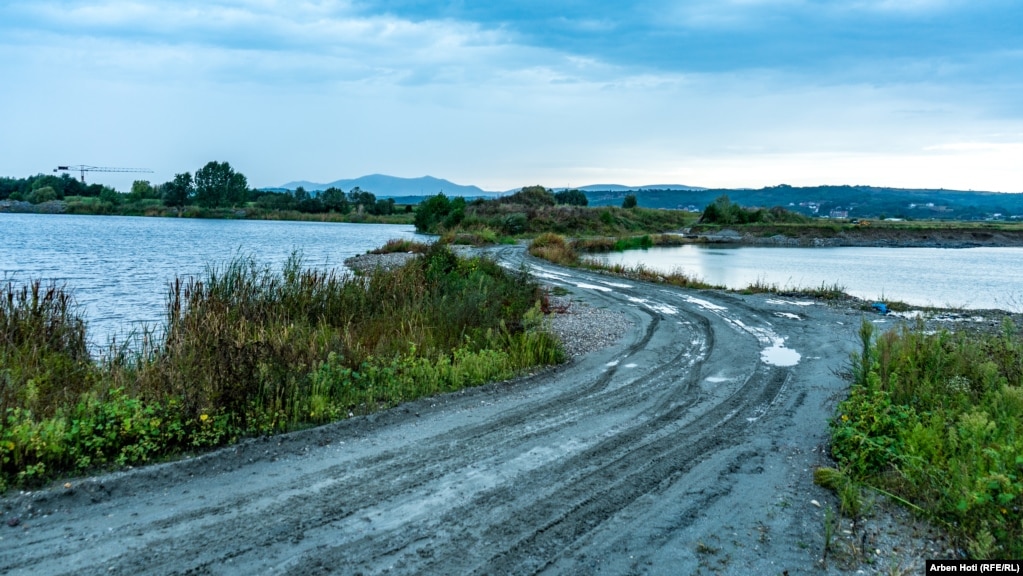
[{"xmin": 1, "ymin": 161, "xmax": 400, "ymax": 216}]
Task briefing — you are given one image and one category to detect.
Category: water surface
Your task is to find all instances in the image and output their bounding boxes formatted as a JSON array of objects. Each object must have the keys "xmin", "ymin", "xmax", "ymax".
[
  {"xmin": 1, "ymin": 213, "xmax": 425, "ymax": 344},
  {"xmin": 590, "ymin": 244, "xmax": 1023, "ymax": 310}
]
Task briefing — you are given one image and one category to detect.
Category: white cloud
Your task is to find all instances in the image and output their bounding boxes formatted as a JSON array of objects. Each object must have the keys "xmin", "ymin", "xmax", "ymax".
[{"xmin": 1, "ymin": 1, "xmax": 1020, "ymax": 192}]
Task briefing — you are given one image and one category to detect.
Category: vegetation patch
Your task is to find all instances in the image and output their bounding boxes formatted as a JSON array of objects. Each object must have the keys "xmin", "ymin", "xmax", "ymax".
[
  {"xmin": 0, "ymin": 245, "xmax": 563, "ymax": 490},
  {"xmin": 368, "ymin": 238, "xmax": 432, "ymax": 255},
  {"xmin": 826, "ymin": 320, "xmax": 1023, "ymax": 558},
  {"xmin": 414, "ymin": 188, "xmax": 698, "ymax": 240}
]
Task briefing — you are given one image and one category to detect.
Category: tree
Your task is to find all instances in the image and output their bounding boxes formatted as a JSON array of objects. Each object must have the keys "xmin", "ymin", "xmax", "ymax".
[
  {"xmin": 554, "ymin": 189, "xmax": 588, "ymax": 206},
  {"xmin": 504, "ymin": 185, "xmax": 555, "ymax": 207},
  {"xmin": 129, "ymin": 180, "xmax": 157, "ymax": 202},
  {"xmin": 414, "ymin": 193, "xmax": 465, "ymax": 232},
  {"xmin": 254, "ymin": 191, "xmax": 296, "ymax": 211},
  {"xmin": 162, "ymin": 172, "xmax": 194, "ymax": 211},
  {"xmin": 370, "ymin": 198, "xmax": 396, "ymax": 215},
  {"xmin": 26, "ymin": 186, "xmax": 57, "ymax": 204},
  {"xmin": 622, "ymin": 193, "xmax": 638, "ymax": 209},
  {"xmin": 347, "ymin": 187, "xmax": 377, "ymax": 212},
  {"xmin": 320, "ymin": 187, "xmax": 350, "ymax": 213},
  {"xmin": 194, "ymin": 161, "xmax": 248, "ymax": 208},
  {"xmin": 99, "ymin": 187, "xmax": 122, "ymax": 206}
]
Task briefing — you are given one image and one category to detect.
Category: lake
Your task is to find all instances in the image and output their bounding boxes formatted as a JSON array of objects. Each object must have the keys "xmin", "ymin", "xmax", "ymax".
[
  {"xmin": 589, "ymin": 244, "xmax": 1023, "ymax": 311},
  {"xmin": 5, "ymin": 214, "xmax": 1021, "ymax": 346},
  {"xmin": 1, "ymin": 213, "xmax": 426, "ymax": 345}
]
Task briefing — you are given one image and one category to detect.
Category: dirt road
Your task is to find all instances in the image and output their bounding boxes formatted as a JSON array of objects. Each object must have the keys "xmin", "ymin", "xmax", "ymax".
[{"xmin": 1, "ymin": 246, "xmax": 867, "ymax": 575}]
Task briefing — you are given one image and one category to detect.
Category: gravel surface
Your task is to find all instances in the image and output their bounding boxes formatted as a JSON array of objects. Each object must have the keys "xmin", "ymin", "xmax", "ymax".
[
  {"xmin": 546, "ymin": 295, "xmax": 631, "ymax": 358},
  {"xmin": 343, "ymin": 251, "xmax": 418, "ymax": 273}
]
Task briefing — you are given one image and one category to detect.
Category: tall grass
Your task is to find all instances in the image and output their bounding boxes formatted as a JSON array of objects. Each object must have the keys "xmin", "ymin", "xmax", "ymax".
[
  {"xmin": 0, "ymin": 281, "xmax": 96, "ymax": 418},
  {"xmin": 0, "ymin": 245, "xmax": 563, "ymax": 489},
  {"xmin": 528, "ymin": 233, "xmax": 578, "ymax": 265},
  {"xmin": 829, "ymin": 320, "xmax": 1023, "ymax": 557}
]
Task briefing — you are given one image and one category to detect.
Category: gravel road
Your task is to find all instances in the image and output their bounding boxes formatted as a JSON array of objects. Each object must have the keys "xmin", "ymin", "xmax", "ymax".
[{"xmin": 3, "ymin": 245, "xmax": 891, "ymax": 575}]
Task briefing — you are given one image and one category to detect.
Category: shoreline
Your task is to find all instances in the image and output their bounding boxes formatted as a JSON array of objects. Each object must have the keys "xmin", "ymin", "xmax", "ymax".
[{"xmin": 691, "ymin": 224, "xmax": 1023, "ymax": 248}]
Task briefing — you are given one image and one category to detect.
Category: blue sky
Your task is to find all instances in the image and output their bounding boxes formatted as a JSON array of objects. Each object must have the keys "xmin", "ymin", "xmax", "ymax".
[{"xmin": 1, "ymin": 0, "xmax": 1020, "ymax": 192}]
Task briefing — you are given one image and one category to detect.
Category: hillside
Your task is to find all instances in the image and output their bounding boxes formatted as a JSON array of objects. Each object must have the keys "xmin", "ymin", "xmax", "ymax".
[
  {"xmin": 584, "ymin": 184, "xmax": 1023, "ymax": 220},
  {"xmin": 280, "ymin": 174, "xmax": 494, "ymax": 198}
]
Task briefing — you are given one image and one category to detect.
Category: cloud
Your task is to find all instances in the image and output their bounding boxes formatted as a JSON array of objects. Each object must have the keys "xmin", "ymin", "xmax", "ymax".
[{"xmin": 1, "ymin": 1, "xmax": 1020, "ymax": 192}]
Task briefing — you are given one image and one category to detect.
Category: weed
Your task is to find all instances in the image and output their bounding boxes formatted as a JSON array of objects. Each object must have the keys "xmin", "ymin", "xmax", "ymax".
[
  {"xmin": 0, "ymin": 245, "xmax": 563, "ymax": 490},
  {"xmin": 828, "ymin": 319, "xmax": 1023, "ymax": 557},
  {"xmin": 369, "ymin": 238, "xmax": 431, "ymax": 254},
  {"xmin": 822, "ymin": 506, "xmax": 838, "ymax": 566}
]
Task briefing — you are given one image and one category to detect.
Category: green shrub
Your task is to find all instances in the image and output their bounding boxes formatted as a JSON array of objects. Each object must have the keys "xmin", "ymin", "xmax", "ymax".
[
  {"xmin": 829, "ymin": 320, "xmax": 1023, "ymax": 557},
  {"xmin": 0, "ymin": 246, "xmax": 563, "ymax": 490}
]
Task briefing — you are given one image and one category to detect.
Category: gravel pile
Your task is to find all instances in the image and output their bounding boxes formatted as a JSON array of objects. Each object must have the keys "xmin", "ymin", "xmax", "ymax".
[
  {"xmin": 546, "ymin": 295, "xmax": 631, "ymax": 358},
  {"xmin": 343, "ymin": 252, "xmax": 418, "ymax": 273}
]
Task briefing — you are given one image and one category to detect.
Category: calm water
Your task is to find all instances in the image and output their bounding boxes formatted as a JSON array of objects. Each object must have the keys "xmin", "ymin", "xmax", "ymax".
[
  {"xmin": 1, "ymin": 213, "xmax": 426, "ymax": 345},
  {"xmin": 590, "ymin": 244, "xmax": 1023, "ymax": 311}
]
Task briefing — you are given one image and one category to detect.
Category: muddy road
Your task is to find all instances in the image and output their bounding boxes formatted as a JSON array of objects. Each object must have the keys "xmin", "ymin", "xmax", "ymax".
[{"xmin": 1, "ymin": 246, "xmax": 867, "ymax": 575}]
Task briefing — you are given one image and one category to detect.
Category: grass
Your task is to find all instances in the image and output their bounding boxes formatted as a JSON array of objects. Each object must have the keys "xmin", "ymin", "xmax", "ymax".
[
  {"xmin": 61, "ymin": 196, "xmax": 416, "ymax": 225},
  {"xmin": 368, "ymin": 238, "xmax": 431, "ymax": 254},
  {"xmin": 571, "ymin": 233, "xmax": 690, "ymax": 253},
  {"xmin": 740, "ymin": 278, "xmax": 848, "ymax": 301},
  {"xmin": 825, "ymin": 319, "xmax": 1023, "ymax": 558},
  {"xmin": 0, "ymin": 244, "xmax": 563, "ymax": 490}
]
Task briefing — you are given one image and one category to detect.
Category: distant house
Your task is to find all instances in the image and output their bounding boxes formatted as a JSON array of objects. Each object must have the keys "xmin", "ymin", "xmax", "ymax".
[{"xmin": 829, "ymin": 210, "xmax": 849, "ymax": 219}]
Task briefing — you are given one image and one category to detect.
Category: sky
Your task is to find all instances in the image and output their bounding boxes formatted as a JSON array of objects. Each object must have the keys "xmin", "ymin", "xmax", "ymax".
[{"xmin": 1, "ymin": 0, "xmax": 1021, "ymax": 193}]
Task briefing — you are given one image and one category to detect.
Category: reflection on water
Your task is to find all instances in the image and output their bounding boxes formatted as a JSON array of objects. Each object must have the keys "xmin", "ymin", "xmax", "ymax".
[
  {"xmin": 1, "ymin": 213, "xmax": 426, "ymax": 345},
  {"xmin": 590, "ymin": 244, "xmax": 1023, "ymax": 311}
]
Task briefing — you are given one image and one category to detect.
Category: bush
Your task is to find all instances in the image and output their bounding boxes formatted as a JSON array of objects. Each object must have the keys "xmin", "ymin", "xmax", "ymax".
[
  {"xmin": 26, "ymin": 186, "xmax": 58, "ymax": 204},
  {"xmin": 0, "ymin": 247, "xmax": 563, "ymax": 490},
  {"xmin": 829, "ymin": 320, "xmax": 1023, "ymax": 558}
]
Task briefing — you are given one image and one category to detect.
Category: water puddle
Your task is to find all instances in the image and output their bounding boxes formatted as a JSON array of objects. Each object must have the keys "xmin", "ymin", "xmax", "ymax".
[
  {"xmin": 626, "ymin": 296, "xmax": 678, "ymax": 315},
  {"xmin": 682, "ymin": 295, "xmax": 728, "ymax": 311},
  {"xmin": 761, "ymin": 342, "xmax": 801, "ymax": 367},
  {"xmin": 575, "ymin": 282, "xmax": 613, "ymax": 292},
  {"xmin": 766, "ymin": 299, "xmax": 815, "ymax": 307},
  {"xmin": 773, "ymin": 312, "xmax": 801, "ymax": 320}
]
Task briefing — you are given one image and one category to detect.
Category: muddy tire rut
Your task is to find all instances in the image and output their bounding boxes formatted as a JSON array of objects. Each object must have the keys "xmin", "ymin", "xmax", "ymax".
[{"xmin": 1, "ymin": 246, "xmax": 865, "ymax": 575}]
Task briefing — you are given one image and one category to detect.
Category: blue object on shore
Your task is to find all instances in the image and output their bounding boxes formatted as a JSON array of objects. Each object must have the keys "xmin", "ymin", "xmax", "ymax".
[{"xmin": 871, "ymin": 302, "xmax": 889, "ymax": 315}]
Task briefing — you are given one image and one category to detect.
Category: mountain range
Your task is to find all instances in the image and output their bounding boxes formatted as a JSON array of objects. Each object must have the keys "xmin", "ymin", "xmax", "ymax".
[
  {"xmin": 280, "ymin": 174, "xmax": 495, "ymax": 197},
  {"xmin": 274, "ymin": 175, "xmax": 1021, "ymax": 219},
  {"xmin": 278, "ymin": 174, "xmax": 705, "ymax": 197}
]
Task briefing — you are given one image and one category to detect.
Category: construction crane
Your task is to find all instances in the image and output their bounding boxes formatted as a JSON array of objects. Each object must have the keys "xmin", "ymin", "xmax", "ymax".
[{"xmin": 54, "ymin": 165, "xmax": 153, "ymax": 184}]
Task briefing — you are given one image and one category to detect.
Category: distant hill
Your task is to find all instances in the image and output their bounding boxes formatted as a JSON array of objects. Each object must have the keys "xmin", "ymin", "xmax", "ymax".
[
  {"xmin": 572, "ymin": 184, "xmax": 706, "ymax": 193},
  {"xmin": 280, "ymin": 174, "xmax": 495, "ymax": 198},
  {"xmin": 584, "ymin": 184, "xmax": 1023, "ymax": 220},
  {"xmin": 272, "ymin": 175, "xmax": 1021, "ymax": 220}
]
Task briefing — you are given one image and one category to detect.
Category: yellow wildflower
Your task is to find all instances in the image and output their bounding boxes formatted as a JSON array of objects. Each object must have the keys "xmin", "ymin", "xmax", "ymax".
[{"xmin": 200, "ymin": 414, "xmax": 209, "ymax": 423}]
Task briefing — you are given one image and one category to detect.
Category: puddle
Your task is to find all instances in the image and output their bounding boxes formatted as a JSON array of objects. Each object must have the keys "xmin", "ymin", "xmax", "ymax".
[
  {"xmin": 606, "ymin": 360, "xmax": 620, "ymax": 367},
  {"xmin": 624, "ymin": 363, "xmax": 638, "ymax": 368},
  {"xmin": 598, "ymin": 280, "xmax": 633, "ymax": 288},
  {"xmin": 682, "ymin": 296, "xmax": 728, "ymax": 311},
  {"xmin": 761, "ymin": 343, "xmax": 801, "ymax": 367},
  {"xmin": 773, "ymin": 312, "xmax": 801, "ymax": 320},
  {"xmin": 575, "ymin": 282, "xmax": 613, "ymax": 292},
  {"xmin": 766, "ymin": 299, "xmax": 815, "ymax": 307},
  {"xmin": 626, "ymin": 296, "xmax": 678, "ymax": 315}
]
